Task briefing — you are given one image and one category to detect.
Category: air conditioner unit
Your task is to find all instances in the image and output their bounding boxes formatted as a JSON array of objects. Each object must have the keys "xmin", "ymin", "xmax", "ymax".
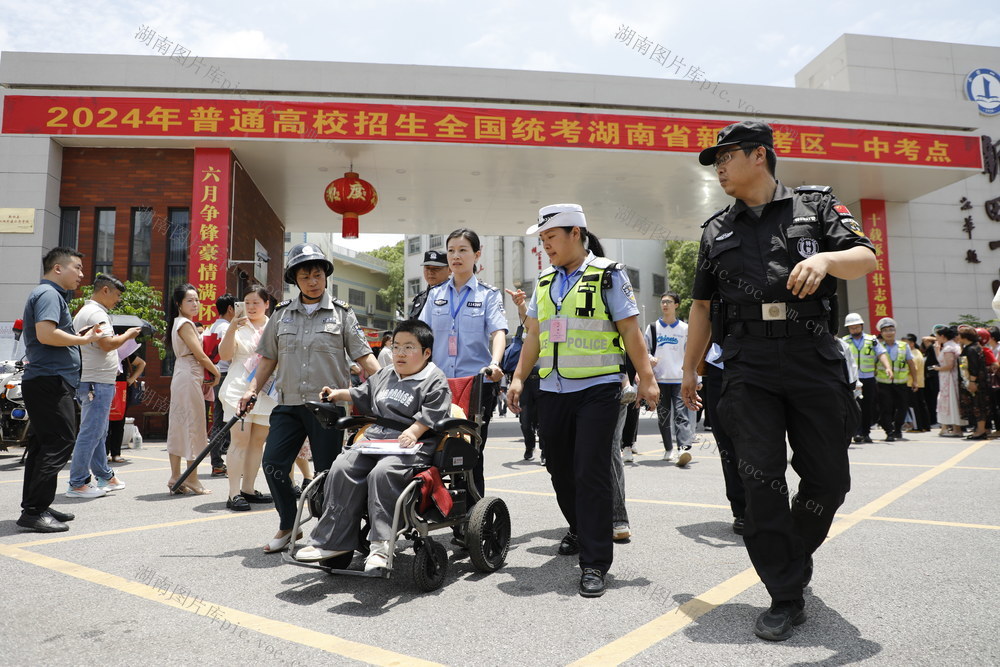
[{"xmin": 366, "ymin": 304, "xmax": 375, "ymax": 315}]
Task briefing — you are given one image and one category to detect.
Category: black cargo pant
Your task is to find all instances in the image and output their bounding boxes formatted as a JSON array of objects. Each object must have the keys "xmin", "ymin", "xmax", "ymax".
[
  {"xmin": 717, "ymin": 333, "xmax": 856, "ymax": 603},
  {"xmin": 538, "ymin": 382, "xmax": 619, "ymax": 574},
  {"xmin": 878, "ymin": 382, "xmax": 910, "ymax": 437},
  {"xmin": 20, "ymin": 376, "xmax": 78, "ymax": 516}
]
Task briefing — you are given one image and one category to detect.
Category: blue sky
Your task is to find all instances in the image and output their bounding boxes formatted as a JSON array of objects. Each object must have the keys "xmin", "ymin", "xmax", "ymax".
[{"xmin": 1, "ymin": 0, "xmax": 996, "ymax": 250}]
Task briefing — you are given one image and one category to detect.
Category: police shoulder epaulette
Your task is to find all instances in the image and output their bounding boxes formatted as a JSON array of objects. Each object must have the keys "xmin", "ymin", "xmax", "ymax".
[
  {"xmin": 478, "ymin": 281, "xmax": 499, "ymax": 292},
  {"xmin": 794, "ymin": 185, "xmax": 833, "ymax": 195},
  {"xmin": 332, "ymin": 297, "xmax": 351, "ymax": 310},
  {"xmin": 274, "ymin": 299, "xmax": 292, "ymax": 310},
  {"xmin": 701, "ymin": 205, "xmax": 731, "ymax": 228},
  {"xmin": 588, "ymin": 256, "xmax": 624, "ymax": 271}
]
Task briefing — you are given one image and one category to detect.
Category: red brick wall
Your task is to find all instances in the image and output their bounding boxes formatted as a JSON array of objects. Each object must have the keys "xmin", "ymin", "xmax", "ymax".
[
  {"xmin": 60, "ymin": 147, "xmax": 285, "ymax": 434},
  {"xmin": 231, "ymin": 157, "xmax": 284, "ymax": 301}
]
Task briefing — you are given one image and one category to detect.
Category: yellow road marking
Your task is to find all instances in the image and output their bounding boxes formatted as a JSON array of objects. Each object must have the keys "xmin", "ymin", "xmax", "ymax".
[
  {"xmin": 0, "ymin": 465, "xmax": 170, "ymax": 485},
  {"xmin": 0, "ymin": 544, "xmax": 441, "ymax": 666},
  {"xmin": 865, "ymin": 515, "xmax": 1000, "ymax": 531},
  {"xmin": 569, "ymin": 440, "xmax": 989, "ymax": 666},
  {"xmin": 11, "ymin": 507, "xmax": 268, "ymax": 548}
]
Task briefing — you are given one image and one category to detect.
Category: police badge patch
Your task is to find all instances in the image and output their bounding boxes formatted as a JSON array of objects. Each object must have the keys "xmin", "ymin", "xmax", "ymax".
[
  {"xmin": 622, "ymin": 282, "xmax": 635, "ymax": 303},
  {"xmin": 840, "ymin": 217, "xmax": 866, "ymax": 237},
  {"xmin": 797, "ymin": 237, "xmax": 819, "ymax": 257}
]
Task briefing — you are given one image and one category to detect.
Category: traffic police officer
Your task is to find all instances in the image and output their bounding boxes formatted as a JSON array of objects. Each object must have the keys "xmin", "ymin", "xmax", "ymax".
[
  {"xmin": 240, "ymin": 243, "xmax": 380, "ymax": 553},
  {"xmin": 681, "ymin": 122, "xmax": 876, "ymax": 641},
  {"xmin": 842, "ymin": 312, "xmax": 892, "ymax": 443},
  {"xmin": 874, "ymin": 317, "xmax": 917, "ymax": 441},
  {"xmin": 407, "ymin": 249, "xmax": 450, "ymax": 318},
  {"xmin": 508, "ymin": 204, "xmax": 658, "ymax": 598}
]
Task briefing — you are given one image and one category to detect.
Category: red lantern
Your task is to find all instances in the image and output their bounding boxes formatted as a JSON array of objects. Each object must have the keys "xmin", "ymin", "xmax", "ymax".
[{"xmin": 323, "ymin": 171, "xmax": 378, "ymax": 239}]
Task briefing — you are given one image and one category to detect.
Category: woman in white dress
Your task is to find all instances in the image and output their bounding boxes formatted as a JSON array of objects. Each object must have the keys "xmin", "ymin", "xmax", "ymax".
[
  {"xmin": 166, "ymin": 284, "xmax": 221, "ymax": 494},
  {"xmin": 933, "ymin": 325, "xmax": 962, "ymax": 437},
  {"xmin": 218, "ymin": 287, "xmax": 278, "ymax": 511}
]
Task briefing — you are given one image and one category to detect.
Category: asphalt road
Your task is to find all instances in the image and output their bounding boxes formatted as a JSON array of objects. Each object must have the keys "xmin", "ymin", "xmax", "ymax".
[{"xmin": 1, "ymin": 413, "xmax": 997, "ymax": 666}]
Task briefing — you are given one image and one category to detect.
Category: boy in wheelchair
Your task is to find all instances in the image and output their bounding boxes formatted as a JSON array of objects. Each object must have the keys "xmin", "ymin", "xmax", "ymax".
[{"xmin": 294, "ymin": 319, "xmax": 452, "ymax": 571}]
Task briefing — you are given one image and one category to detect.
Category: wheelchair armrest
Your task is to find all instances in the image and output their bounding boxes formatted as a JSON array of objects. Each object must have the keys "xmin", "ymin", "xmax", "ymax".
[
  {"xmin": 433, "ymin": 417, "xmax": 479, "ymax": 433},
  {"xmin": 304, "ymin": 401, "xmax": 349, "ymax": 430},
  {"xmin": 335, "ymin": 415, "xmax": 378, "ymax": 430}
]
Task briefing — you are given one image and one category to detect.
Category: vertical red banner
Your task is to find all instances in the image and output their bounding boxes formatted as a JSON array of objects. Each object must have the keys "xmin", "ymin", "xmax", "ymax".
[
  {"xmin": 189, "ymin": 148, "xmax": 232, "ymax": 323},
  {"xmin": 860, "ymin": 199, "xmax": 893, "ymax": 327}
]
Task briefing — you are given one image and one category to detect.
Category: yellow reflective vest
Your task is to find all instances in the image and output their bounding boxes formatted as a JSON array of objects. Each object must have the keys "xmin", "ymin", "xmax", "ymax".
[
  {"xmin": 536, "ymin": 257, "xmax": 624, "ymax": 379},
  {"xmin": 841, "ymin": 333, "xmax": 879, "ymax": 374},
  {"xmin": 875, "ymin": 340, "xmax": 910, "ymax": 384}
]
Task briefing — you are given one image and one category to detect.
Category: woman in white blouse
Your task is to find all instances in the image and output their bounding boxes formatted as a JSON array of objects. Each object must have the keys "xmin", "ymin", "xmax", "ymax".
[{"xmin": 218, "ymin": 287, "xmax": 278, "ymax": 511}]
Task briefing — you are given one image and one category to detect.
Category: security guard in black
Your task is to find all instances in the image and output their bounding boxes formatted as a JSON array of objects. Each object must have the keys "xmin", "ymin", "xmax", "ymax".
[{"xmin": 681, "ymin": 121, "xmax": 877, "ymax": 642}]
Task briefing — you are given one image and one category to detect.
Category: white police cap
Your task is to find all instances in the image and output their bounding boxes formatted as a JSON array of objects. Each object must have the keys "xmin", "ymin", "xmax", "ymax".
[{"xmin": 526, "ymin": 203, "xmax": 588, "ymax": 235}]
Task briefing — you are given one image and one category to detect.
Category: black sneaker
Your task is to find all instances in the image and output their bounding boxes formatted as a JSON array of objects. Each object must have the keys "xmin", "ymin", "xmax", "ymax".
[
  {"xmin": 241, "ymin": 490, "xmax": 273, "ymax": 504},
  {"xmin": 579, "ymin": 568, "xmax": 606, "ymax": 598},
  {"xmin": 862, "ymin": 436, "xmax": 873, "ymax": 444},
  {"xmin": 211, "ymin": 465, "xmax": 228, "ymax": 478},
  {"xmin": 852, "ymin": 435, "xmax": 863, "ymax": 444},
  {"xmin": 226, "ymin": 495, "xmax": 251, "ymax": 511},
  {"xmin": 885, "ymin": 435, "xmax": 896, "ymax": 442},
  {"xmin": 558, "ymin": 531, "xmax": 580, "ymax": 555},
  {"xmin": 524, "ymin": 446, "xmax": 535, "ymax": 461},
  {"xmin": 754, "ymin": 601, "xmax": 806, "ymax": 641},
  {"xmin": 732, "ymin": 516, "xmax": 745, "ymax": 535}
]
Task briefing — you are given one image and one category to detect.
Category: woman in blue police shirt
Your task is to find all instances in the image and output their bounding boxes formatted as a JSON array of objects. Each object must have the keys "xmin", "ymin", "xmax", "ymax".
[
  {"xmin": 418, "ymin": 228, "xmax": 507, "ymax": 499},
  {"xmin": 508, "ymin": 204, "xmax": 659, "ymax": 598}
]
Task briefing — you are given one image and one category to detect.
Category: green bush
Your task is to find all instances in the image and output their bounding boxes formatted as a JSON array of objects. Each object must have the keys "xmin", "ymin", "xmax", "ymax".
[{"xmin": 69, "ymin": 281, "xmax": 167, "ymax": 359}]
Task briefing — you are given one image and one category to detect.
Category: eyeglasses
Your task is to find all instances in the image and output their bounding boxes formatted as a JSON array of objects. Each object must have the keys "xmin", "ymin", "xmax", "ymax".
[
  {"xmin": 661, "ymin": 300, "xmax": 675, "ymax": 305},
  {"xmin": 391, "ymin": 344, "xmax": 421, "ymax": 355},
  {"xmin": 713, "ymin": 147, "xmax": 743, "ymax": 169}
]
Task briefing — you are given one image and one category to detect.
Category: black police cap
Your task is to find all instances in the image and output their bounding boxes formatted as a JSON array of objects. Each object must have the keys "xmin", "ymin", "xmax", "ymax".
[
  {"xmin": 421, "ymin": 250, "xmax": 447, "ymax": 267},
  {"xmin": 698, "ymin": 121, "xmax": 774, "ymax": 166}
]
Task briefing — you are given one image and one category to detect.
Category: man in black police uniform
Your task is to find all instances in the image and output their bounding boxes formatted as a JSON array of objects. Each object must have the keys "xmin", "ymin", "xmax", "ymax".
[
  {"xmin": 681, "ymin": 121, "xmax": 876, "ymax": 641},
  {"xmin": 407, "ymin": 250, "xmax": 450, "ymax": 318}
]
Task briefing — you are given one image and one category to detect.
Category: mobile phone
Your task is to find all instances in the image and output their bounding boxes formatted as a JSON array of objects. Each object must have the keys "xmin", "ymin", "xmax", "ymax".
[
  {"xmin": 78, "ymin": 324, "xmax": 95, "ymax": 335},
  {"xmin": 234, "ymin": 301, "xmax": 246, "ymax": 319}
]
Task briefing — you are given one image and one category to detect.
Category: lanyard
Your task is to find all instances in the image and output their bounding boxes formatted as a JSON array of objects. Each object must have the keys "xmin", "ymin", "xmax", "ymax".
[
  {"xmin": 449, "ymin": 285, "xmax": 472, "ymax": 323},
  {"xmin": 554, "ymin": 263, "xmax": 588, "ymax": 314}
]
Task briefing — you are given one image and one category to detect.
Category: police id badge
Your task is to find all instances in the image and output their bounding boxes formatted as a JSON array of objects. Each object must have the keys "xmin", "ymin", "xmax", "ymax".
[{"xmin": 549, "ymin": 318, "xmax": 568, "ymax": 343}]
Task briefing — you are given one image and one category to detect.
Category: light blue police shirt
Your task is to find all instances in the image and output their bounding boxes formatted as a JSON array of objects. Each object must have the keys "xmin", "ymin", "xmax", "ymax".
[
  {"xmin": 419, "ymin": 274, "xmax": 508, "ymax": 381},
  {"xmin": 526, "ymin": 252, "xmax": 639, "ymax": 393}
]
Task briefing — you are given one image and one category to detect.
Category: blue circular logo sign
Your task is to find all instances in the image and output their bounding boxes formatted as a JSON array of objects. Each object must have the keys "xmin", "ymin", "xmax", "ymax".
[{"xmin": 966, "ymin": 68, "xmax": 1000, "ymax": 116}]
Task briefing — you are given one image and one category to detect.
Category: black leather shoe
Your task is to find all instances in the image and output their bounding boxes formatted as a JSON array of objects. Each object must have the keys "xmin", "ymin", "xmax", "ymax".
[
  {"xmin": 16, "ymin": 512, "xmax": 69, "ymax": 533},
  {"xmin": 241, "ymin": 490, "xmax": 273, "ymax": 503},
  {"xmin": 523, "ymin": 446, "xmax": 534, "ymax": 461},
  {"xmin": 558, "ymin": 532, "xmax": 580, "ymax": 555},
  {"xmin": 579, "ymin": 568, "xmax": 606, "ymax": 598},
  {"xmin": 802, "ymin": 555, "xmax": 813, "ymax": 589},
  {"xmin": 732, "ymin": 517, "xmax": 745, "ymax": 535},
  {"xmin": 852, "ymin": 435, "xmax": 863, "ymax": 444},
  {"xmin": 885, "ymin": 435, "xmax": 896, "ymax": 442},
  {"xmin": 46, "ymin": 507, "xmax": 75, "ymax": 522},
  {"xmin": 862, "ymin": 436, "xmax": 873, "ymax": 444},
  {"xmin": 754, "ymin": 601, "xmax": 806, "ymax": 641},
  {"xmin": 226, "ymin": 495, "xmax": 251, "ymax": 511}
]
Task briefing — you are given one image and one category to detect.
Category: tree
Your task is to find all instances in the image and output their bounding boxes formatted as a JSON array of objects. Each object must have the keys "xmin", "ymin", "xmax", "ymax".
[
  {"xmin": 69, "ymin": 280, "xmax": 168, "ymax": 359},
  {"xmin": 664, "ymin": 240, "xmax": 700, "ymax": 321},
  {"xmin": 369, "ymin": 240, "xmax": 405, "ymax": 317},
  {"xmin": 950, "ymin": 313, "xmax": 998, "ymax": 328}
]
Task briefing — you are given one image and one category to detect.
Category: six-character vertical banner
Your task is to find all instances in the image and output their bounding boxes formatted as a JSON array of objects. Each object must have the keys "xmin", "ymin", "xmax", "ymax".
[{"xmin": 190, "ymin": 148, "xmax": 232, "ymax": 322}]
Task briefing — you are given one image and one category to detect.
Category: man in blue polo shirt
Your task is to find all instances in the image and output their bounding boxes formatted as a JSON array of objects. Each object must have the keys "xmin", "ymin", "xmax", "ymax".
[{"xmin": 17, "ymin": 247, "xmax": 103, "ymax": 533}]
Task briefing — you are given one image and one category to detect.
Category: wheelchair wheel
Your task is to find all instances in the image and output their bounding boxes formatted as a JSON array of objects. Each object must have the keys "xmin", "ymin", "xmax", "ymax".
[
  {"xmin": 413, "ymin": 539, "xmax": 448, "ymax": 592},
  {"xmin": 466, "ymin": 496, "xmax": 510, "ymax": 573}
]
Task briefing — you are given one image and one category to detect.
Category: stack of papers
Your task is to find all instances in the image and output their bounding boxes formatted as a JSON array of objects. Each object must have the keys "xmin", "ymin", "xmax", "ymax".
[{"xmin": 353, "ymin": 440, "xmax": 417, "ymax": 456}]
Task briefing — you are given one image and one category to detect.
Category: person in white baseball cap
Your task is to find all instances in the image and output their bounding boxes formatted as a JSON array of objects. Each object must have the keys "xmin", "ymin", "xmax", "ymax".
[{"xmin": 508, "ymin": 203, "xmax": 658, "ymax": 598}]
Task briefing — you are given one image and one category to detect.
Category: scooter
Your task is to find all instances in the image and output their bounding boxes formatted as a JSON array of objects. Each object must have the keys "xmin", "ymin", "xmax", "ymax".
[{"xmin": 0, "ymin": 359, "xmax": 29, "ymax": 452}]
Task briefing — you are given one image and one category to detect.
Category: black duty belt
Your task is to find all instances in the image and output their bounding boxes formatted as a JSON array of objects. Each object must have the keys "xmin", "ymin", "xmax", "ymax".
[
  {"xmin": 728, "ymin": 318, "xmax": 829, "ymax": 338},
  {"xmin": 724, "ymin": 300, "xmax": 829, "ymax": 322}
]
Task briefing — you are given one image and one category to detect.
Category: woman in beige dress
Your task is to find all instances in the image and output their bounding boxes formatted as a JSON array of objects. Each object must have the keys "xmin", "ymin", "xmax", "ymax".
[
  {"xmin": 218, "ymin": 287, "xmax": 277, "ymax": 510},
  {"xmin": 166, "ymin": 284, "xmax": 221, "ymax": 494}
]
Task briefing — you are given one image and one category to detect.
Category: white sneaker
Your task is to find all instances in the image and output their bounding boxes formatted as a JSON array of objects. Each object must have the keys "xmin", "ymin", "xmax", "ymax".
[
  {"xmin": 663, "ymin": 450, "xmax": 677, "ymax": 463},
  {"xmin": 365, "ymin": 540, "xmax": 390, "ymax": 572},
  {"xmin": 97, "ymin": 476, "xmax": 126, "ymax": 491},
  {"xmin": 622, "ymin": 446, "xmax": 633, "ymax": 463},
  {"xmin": 676, "ymin": 451, "xmax": 692, "ymax": 467},
  {"xmin": 65, "ymin": 483, "xmax": 107, "ymax": 498}
]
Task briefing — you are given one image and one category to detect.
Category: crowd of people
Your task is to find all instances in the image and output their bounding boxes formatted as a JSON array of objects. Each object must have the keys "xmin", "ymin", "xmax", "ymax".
[{"xmin": 17, "ymin": 121, "xmax": 993, "ymax": 642}]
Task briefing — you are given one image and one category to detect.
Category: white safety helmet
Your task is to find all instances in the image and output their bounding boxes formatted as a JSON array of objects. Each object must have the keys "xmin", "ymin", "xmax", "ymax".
[
  {"xmin": 844, "ymin": 312, "xmax": 864, "ymax": 327},
  {"xmin": 876, "ymin": 317, "xmax": 897, "ymax": 331}
]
